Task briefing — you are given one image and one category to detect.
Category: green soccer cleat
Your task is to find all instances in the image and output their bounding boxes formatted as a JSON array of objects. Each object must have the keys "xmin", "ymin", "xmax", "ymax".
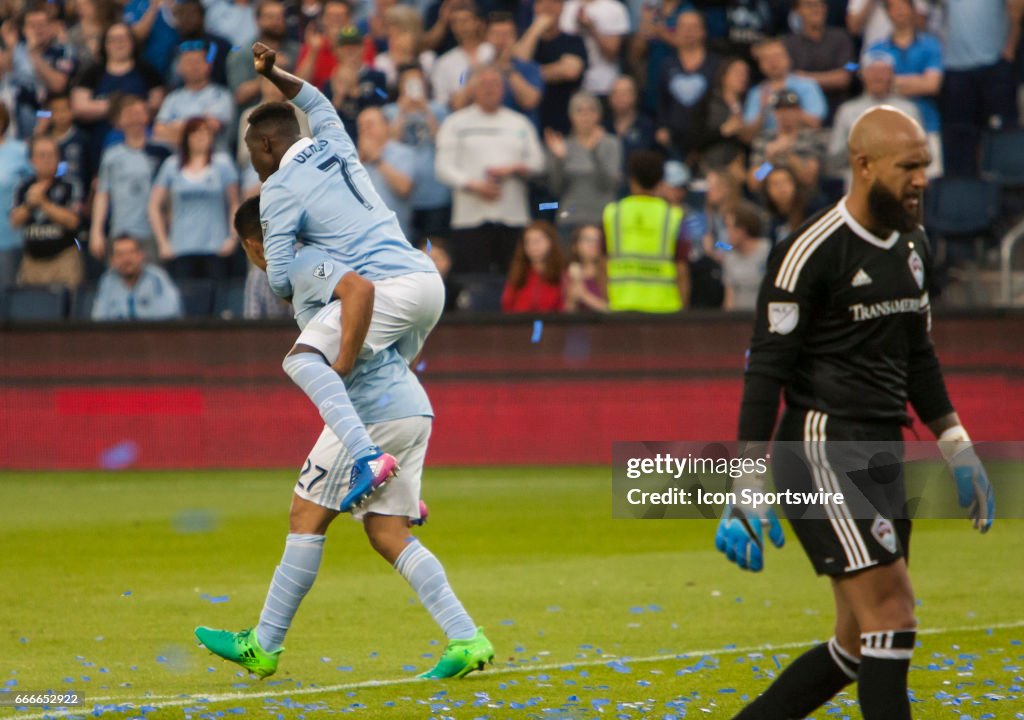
[
  {"xmin": 418, "ymin": 627, "xmax": 494, "ymax": 679},
  {"xmin": 194, "ymin": 626, "xmax": 282, "ymax": 679}
]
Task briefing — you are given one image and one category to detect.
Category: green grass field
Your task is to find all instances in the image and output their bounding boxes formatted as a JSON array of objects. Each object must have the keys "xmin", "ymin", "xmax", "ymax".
[{"xmin": 1, "ymin": 468, "xmax": 1022, "ymax": 720}]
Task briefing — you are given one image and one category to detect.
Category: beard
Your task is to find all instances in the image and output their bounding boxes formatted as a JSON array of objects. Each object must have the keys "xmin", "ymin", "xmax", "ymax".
[
  {"xmin": 867, "ymin": 180, "xmax": 921, "ymax": 234},
  {"xmin": 261, "ymin": 28, "xmax": 286, "ymax": 44}
]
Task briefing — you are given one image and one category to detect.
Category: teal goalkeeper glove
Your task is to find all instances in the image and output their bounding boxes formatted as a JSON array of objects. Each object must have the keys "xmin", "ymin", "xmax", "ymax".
[
  {"xmin": 938, "ymin": 426, "xmax": 994, "ymax": 533},
  {"xmin": 715, "ymin": 468, "xmax": 785, "ymax": 572}
]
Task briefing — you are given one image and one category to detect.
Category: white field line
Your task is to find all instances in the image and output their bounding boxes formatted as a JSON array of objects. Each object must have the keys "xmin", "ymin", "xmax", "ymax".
[{"xmin": 3, "ymin": 619, "xmax": 1023, "ymax": 720}]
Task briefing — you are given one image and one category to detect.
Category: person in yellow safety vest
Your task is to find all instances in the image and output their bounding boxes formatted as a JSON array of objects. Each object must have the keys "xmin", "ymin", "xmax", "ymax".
[{"xmin": 603, "ymin": 150, "xmax": 687, "ymax": 312}]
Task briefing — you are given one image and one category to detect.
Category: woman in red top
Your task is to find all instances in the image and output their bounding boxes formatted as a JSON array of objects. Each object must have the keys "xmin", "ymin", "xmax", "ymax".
[{"xmin": 501, "ymin": 221, "xmax": 565, "ymax": 313}]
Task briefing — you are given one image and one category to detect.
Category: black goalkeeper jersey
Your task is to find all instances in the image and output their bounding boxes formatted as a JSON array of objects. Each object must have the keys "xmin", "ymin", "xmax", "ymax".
[{"xmin": 739, "ymin": 198, "xmax": 954, "ymax": 439}]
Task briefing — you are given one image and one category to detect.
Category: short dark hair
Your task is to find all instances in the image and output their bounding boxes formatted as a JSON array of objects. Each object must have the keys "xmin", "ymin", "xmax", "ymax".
[
  {"xmin": 112, "ymin": 234, "xmax": 143, "ymax": 250},
  {"xmin": 728, "ymin": 201, "xmax": 764, "ymax": 239},
  {"xmin": 234, "ymin": 196, "xmax": 262, "ymax": 241},
  {"xmin": 45, "ymin": 91, "xmax": 70, "ymax": 106},
  {"xmin": 487, "ymin": 10, "xmax": 515, "ymax": 25},
  {"xmin": 247, "ymin": 101, "xmax": 300, "ymax": 140},
  {"xmin": 109, "ymin": 92, "xmax": 146, "ymax": 123},
  {"xmin": 628, "ymin": 150, "xmax": 664, "ymax": 190}
]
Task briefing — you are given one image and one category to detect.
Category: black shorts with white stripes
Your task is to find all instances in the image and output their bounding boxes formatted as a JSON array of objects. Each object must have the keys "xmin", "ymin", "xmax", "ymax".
[{"xmin": 772, "ymin": 408, "xmax": 912, "ymax": 577}]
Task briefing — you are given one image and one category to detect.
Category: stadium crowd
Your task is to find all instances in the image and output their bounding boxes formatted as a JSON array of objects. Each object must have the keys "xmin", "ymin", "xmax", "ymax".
[{"xmin": 0, "ymin": 0, "xmax": 1020, "ymax": 319}]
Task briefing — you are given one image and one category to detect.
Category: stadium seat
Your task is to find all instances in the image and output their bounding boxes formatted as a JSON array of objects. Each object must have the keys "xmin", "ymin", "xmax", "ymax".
[
  {"xmin": 212, "ymin": 279, "xmax": 246, "ymax": 319},
  {"xmin": 453, "ymin": 273, "xmax": 506, "ymax": 313},
  {"xmin": 72, "ymin": 285, "xmax": 97, "ymax": 320},
  {"xmin": 4, "ymin": 285, "xmax": 69, "ymax": 321},
  {"xmin": 925, "ymin": 177, "xmax": 1000, "ymax": 239},
  {"xmin": 177, "ymin": 278, "xmax": 215, "ymax": 317},
  {"xmin": 925, "ymin": 177, "xmax": 1001, "ymax": 305},
  {"xmin": 980, "ymin": 129, "xmax": 1024, "ymax": 186}
]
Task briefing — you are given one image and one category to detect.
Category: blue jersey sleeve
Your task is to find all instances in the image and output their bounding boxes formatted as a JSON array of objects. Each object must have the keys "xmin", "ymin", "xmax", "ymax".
[
  {"xmin": 260, "ymin": 180, "xmax": 304, "ymax": 298},
  {"xmin": 292, "ymin": 81, "xmax": 355, "ymax": 156}
]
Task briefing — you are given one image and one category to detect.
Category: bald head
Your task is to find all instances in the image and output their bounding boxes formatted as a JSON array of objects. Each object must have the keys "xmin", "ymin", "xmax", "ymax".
[
  {"xmin": 847, "ymin": 105, "xmax": 930, "ymax": 234},
  {"xmin": 848, "ymin": 106, "xmax": 926, "ymax": 162}
]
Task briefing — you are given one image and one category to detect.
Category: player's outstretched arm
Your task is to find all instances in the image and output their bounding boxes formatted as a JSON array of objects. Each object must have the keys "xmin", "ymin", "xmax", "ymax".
[
  {"xmin": 332, "ymin": 272, "xmax": 374, "ymax": 376},
  {"xmin": 253, "ymin": 42, "xmax": 302, "ymax": 100},
  {"xmin": 253, "ymin": 41, "xmax": 351, "ymax": 148},
  {"xmin": 930, "ymin": 412, "xmax": 995, "ymax": 533}
]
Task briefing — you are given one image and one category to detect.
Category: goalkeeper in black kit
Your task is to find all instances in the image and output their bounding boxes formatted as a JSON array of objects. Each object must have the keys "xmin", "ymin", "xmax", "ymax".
[{"xmin": 713, "ymin": 107, "xmax": 995, "ymax": 720}]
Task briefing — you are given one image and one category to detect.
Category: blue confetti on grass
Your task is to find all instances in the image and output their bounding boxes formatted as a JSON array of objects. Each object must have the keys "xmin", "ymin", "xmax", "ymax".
[
  {"xmin": 538, "ymin": 202, "xmax": 559, "ymax": 211},
  {"xmin": 174, "ymin": 509, "xmax": 218, "ymax": 534},
  {"xmin": 501, "ymin": 619, "xmax": 516, "ymax": 626},
  {"xmin": 754, "ymin": 162, "xmax": 774, "ymax": 182},
  {"xmin": 199, "ymin": 594, "xmax": 230, "ymax": 604},
  {"xmin": 402, "ymin": 664, "xmax": 416, "ymax": 672},
  {"xmin": 531, "ymin": 320, "xmax": 543, "ymax": 343},
  {"xmin": 122, "ymin": 591, "xmax": 133, "ymax": 597}
]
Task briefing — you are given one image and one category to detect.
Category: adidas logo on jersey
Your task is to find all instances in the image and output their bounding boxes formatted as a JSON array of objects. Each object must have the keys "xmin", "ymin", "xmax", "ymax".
[{"xmin": 851, "ymin": 269, "xmax": 872, "ymax": 287}]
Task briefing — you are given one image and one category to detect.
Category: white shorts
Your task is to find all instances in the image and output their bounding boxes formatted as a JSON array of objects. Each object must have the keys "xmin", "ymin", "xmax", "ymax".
[
  {"xmin": 294, "ymin": 415, "xmax": 431, "ymax": 520},
  {"xmin": 296, "ymin": 271, "xmax": 444, "ymax": 364}
]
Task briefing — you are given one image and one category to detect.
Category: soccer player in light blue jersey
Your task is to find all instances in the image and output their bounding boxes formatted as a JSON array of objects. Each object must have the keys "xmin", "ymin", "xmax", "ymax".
[
  {"xmin": 242, "ymin": 43, "xmax": 445, "ymax": 505},
  {"xmin": 195, "ymin": 199, "xmax": 494, "ymax": 681}
]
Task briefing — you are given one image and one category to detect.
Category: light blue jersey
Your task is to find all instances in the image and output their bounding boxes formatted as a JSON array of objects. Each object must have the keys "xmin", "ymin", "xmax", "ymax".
[
  {"xmin": 288, "ymin": 246, "xmax": 433, "ymax": 423},
  {"xmin": 260, "ymin": 81, "xmax": 435, "ymax": 298}
]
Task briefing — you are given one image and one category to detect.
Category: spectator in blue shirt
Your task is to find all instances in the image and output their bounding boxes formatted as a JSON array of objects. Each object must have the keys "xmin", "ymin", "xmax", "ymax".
[
  {"xmin": 5, "ymin": 2, "xmax": 77, "ymax": 138},
  {"xmin": 488, "ymin": 11, "xmax": 544, "ymax": 127},
  {"xmin": 383, "ymin": 64, "xmax": 453, "ymax": 241},
  {"xmin": 122, "ymin": 0, "xmax": 180, "ymax": 78},
  {"xmin": 90, "ymin": 95, "xmax": 171, "ymax": 262},
  {"xmin": 148, "ymin": 117, "xmax": 240, "ymax": 281},
  {"xmin": 743, "ymin": 37, "xmax": 828, "ymax": 134},
  {"xmin": 868, "ymin": 0, "xmax": 943, "ymax": 134},
  {"xmin": 0, "ymin": 102, "xmax": 33, "ymax": 288},
  {"xmin": 631, "ymin": 0, "xmax": 692, "ymax": 115},
  {"xmin": 357, "ymin": 107, "xmax": 417, "ymax": 241},
  {"xmin": 153, "ymin": 41, "xmax": 236, "ymax": 150},
  {"xmin": 92, "ymin": 234, "xmax": 183, "ymax": 320},
  {"xmin": 940, "ymin": 0, "xmax": 1024, "ymax": 176}
]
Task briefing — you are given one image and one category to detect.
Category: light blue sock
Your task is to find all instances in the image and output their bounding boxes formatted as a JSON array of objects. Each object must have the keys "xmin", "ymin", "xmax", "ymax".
[
  {"xmin": 282, "ymin": 352, "xmax": 376, "ymax": 460},
  {"xmin": 394, "ymin": 540, "xmax": 476, "ymax": 641},
  {"xmin": 256, "ymin": 533, "xmax": 325, "ymax": 652}
]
